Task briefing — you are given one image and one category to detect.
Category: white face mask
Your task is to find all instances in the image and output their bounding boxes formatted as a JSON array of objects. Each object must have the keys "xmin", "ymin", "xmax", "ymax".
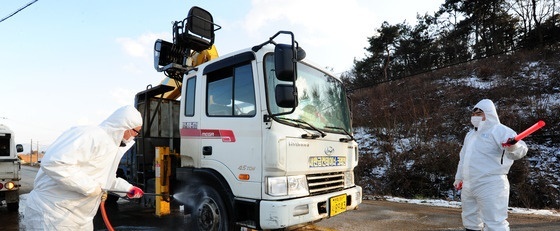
[
  {"xmin": 121, "ymin": 130, "xmax": 136, "ymax": 146},
  {"xmin": 123, "ymin": 136, "xmax": 134, "ymax": 143},
  {"xmin": 471, "ymin": 116, "xmax": 483, "ymax": 127},
  {"xmin": 120, "ymin": 136, "xmax": 134, "ymax": 147}
]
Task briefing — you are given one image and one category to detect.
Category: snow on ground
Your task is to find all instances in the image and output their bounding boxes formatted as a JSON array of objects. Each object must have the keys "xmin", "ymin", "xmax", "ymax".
[{"xmin": 380, "ymin": 196, "xmax": 560, "ymax": 217}]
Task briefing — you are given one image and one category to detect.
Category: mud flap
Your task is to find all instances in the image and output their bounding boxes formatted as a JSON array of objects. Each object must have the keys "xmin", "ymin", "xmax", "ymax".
[{"xmin": 5, "ymin": 190, "xmax": 19, "ymax": 203}]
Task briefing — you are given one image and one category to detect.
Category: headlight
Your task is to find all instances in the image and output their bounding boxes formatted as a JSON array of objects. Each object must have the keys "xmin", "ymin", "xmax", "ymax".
[
  {"xmin": 5, "ymin": 181, "xmax": 16, "ymax": 190},
  {"xmin": 344, "ymin": 171, "xmax": 355, "ymax": 188},
  {"xmin": 267, "ymin": 177, "xmax": 288, "ymax": 196},
  {"xmin": 267, "ymin": 175, "xmax": 309, "ymax": 197},
  {"xmin": 287, "ymin": 175, "xmax": 309, "ymax": 196}
]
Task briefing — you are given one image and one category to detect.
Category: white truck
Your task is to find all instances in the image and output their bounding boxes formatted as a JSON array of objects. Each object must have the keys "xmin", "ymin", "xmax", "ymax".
[
  {"xmin": 122, "ymin": 6, "xmax": 361, "ymax": 230},
  {"xmin": 0, "ymin": 124, "xmax": 23, "ymax": 212}
]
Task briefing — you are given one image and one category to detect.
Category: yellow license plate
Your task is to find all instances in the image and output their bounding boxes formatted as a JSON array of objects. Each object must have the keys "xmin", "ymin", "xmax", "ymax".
[
  {"xmin": 329, "ymin": 194, "xmax": 347, "ymax": 217},
  {"xmin": 308, "ymin": 156, "xmax": 346, "ymax": 168}
]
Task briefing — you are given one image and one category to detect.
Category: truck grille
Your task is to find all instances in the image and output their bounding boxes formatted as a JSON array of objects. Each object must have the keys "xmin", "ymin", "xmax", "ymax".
[{"xmin": 307, "ymin": 172, "xmax": 344, "ymax": 195}]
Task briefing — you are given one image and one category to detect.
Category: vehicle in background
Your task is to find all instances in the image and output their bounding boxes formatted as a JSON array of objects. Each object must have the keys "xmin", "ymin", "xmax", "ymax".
[{"xmin": 0, "ymin": 124, "xmax": 23, "ymax": 212}]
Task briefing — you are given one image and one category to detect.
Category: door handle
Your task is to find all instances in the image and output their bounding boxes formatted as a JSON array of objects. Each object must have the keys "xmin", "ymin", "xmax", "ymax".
[{"xmin": 203, "ymin": 146, "xmax": 212, "ymax": 156}]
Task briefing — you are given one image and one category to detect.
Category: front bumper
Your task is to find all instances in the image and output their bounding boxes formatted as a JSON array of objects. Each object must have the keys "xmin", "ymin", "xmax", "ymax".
[{"xmin": 259, "ymin": 186, "xmax": 362, "ymax": 229}]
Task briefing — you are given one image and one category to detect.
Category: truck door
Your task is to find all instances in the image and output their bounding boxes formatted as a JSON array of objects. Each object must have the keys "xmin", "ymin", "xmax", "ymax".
[{"xmin": 200, "ymin": 54, "xmax": 262, "ymax": 198}]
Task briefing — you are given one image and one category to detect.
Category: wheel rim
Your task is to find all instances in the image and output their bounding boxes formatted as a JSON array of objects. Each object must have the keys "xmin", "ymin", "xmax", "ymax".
[{"xmin": 198, "ymin": 198, "xmax": 220, "ymax": 230}]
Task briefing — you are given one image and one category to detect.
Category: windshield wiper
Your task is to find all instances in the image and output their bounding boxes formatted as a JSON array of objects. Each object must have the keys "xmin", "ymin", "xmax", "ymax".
[
  {"xmin": 325, "ymin": 126, "xmax": 355, "ymax": 142},
  {"xmin": 276, "ymin": 117, "xmax": 326, "ymax": 138}
]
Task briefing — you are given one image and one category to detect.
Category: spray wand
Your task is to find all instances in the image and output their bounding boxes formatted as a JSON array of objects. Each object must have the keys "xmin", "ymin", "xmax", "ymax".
[
  {"xmin": 100, "ymin": 189, "xmax": 174, "ymax": 230},
  {"xmin": 106, "ymin": 190, "xmax": 172, "ymax": 197},
  {"xmin": 106, "ymin": 189, "xmax": 174, "ymax": 202}
]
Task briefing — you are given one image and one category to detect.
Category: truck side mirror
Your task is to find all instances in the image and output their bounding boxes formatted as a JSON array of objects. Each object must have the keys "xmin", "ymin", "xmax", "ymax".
[
  {"xmin": 274, "ymin": 44, "xmax": 295, "ymax": 81},
  {"xmin": 16, "ymin": 144, "xmax": 23, "ymax": 153},
  {"xmin": 274, "ymin": 44, "xmax": 305, "ymax": 81},
  {"xmin": 275, "ymin": 84, "xmax": 298, "ymax": 108}
]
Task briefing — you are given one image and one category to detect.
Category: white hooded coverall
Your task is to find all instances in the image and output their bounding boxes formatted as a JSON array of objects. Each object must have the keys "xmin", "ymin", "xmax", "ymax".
[
  {"xmin": 455, "ymin": 99, "xmax": 528, "ymax": 231},
  {"xmin": 24, "ymin": 105, "xmax": 142, "ymax": 230}
]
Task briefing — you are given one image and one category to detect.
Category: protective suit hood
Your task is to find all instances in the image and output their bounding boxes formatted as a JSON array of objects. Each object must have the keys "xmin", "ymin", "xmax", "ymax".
[
  {"xmin": 473, "ymin": 99, "xmax": 500, "ymax": 130},
  {"xmin": 99, "ymin": 105, "xmax": 142, "ymax": 146}
]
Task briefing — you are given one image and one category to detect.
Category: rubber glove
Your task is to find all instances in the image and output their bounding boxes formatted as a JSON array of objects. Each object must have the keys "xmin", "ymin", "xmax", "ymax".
[
  {"xmin": 127, "ymin": 186, "xmax": 144, "ymax": 199},
  {"xmin": 453, "ymin": 179, "xmax": 462, "ymax": 190}
]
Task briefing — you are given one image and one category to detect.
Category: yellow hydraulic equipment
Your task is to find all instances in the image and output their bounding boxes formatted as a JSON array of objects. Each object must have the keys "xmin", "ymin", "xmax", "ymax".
[
  {"xmin": 160, "ymin": 77, "xmax": 182, "ymax": 100},
  {"xmin": 159, "ymin": 45, "xmax": 219, "ymax": 99},
  {"xmin": 193, "ymin": 44, "xmax": 219, "ymax": 66},
  {"xmin": 154, "ymin": 146, "xmax": 176, "ymax": 217}
]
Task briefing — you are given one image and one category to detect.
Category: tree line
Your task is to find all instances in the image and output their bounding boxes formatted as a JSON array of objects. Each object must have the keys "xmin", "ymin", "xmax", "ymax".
[{"xmin": 342, "ymin": 0, "xmax": 560, "ymax": 89}]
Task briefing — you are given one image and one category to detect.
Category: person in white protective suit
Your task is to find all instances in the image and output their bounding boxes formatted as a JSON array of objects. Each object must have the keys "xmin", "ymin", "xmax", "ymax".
[
  {"xmin": 24, "ymin": 105, "xmax": 145, "ymax": 230},
  {"xmin": 453, "ymin": 99, "xmax": 528, "ymax": 231}
]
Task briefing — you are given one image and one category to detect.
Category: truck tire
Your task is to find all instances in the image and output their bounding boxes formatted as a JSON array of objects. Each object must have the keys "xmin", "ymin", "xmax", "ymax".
[
  {"xmin": 188, "ymin": 185, "xmax": 231, "ymax": 231},
  {"xmin": 7, "ymin": 202, "xmax": 19, "ymax": 212}
]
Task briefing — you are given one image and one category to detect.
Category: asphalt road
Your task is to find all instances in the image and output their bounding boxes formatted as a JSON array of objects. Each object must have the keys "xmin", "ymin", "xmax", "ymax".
[
  {"xmin": 304, "ymin": 199, "xmax": 560, "ymax": 231},
  {"xmin": 3, "ymin": 165, "xmax": 560, "ymax": 230}
]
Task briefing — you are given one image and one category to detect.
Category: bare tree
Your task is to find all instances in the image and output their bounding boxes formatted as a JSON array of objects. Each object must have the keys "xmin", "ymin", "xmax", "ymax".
[{"xmin": 509, "ymin": 0, "xmax": 555, "ymax": 45}]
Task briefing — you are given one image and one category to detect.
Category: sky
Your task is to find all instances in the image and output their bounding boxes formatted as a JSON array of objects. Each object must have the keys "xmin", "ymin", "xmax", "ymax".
[{"xmin": 0, "ymin": 0, "xmax": 444, "ymax": 150}]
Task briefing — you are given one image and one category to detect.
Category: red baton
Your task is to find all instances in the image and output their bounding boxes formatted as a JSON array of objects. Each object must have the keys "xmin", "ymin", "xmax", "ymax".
[{"xmin": 502, "ymin": 120, "xmax": 545, "ymax": 147}]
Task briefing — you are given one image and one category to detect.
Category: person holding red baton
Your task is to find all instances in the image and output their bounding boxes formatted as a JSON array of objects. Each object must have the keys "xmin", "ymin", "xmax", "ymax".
[{"xmin": 453, "ymin": 99, "xmax": 528, "ymax": 231}]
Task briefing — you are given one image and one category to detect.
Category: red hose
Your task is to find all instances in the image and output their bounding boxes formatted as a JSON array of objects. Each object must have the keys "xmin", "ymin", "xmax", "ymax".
[{"xmin": 101, "ymin": 193, "xmax": 115, "ymax": 231}]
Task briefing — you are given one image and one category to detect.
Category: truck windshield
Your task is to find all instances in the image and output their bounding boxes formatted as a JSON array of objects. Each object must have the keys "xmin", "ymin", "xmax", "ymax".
[{"xmin": 265, "ymin": 53, "xmax": 352, "ymax": 133}]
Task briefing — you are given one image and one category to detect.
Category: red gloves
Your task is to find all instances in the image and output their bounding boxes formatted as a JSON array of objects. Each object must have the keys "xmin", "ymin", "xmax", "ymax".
[
  {"xmin": 127, "ymin": 186, "xmax": 144, "ymax": 199},
  {"xmin": 453, "ymin": 180, "xmax": 462, "ymax": 190}
]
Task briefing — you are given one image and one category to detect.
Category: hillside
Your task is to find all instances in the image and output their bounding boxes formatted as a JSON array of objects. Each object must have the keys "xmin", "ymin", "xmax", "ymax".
[{"xmin": 350, "ymin": 47, "xmax": 560, "ymax": 209}]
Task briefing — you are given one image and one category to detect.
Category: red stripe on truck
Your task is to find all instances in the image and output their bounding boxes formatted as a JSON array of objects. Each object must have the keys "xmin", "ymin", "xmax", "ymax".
[{"xmin": 180, "ymin": 128, "xmax": 236, "ymax": 142}]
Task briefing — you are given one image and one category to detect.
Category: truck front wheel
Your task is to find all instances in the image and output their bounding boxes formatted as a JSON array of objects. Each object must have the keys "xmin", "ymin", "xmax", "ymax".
[{"xmin": 190, "ymin": 185, "xmax": 231, "ymax": 231}]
